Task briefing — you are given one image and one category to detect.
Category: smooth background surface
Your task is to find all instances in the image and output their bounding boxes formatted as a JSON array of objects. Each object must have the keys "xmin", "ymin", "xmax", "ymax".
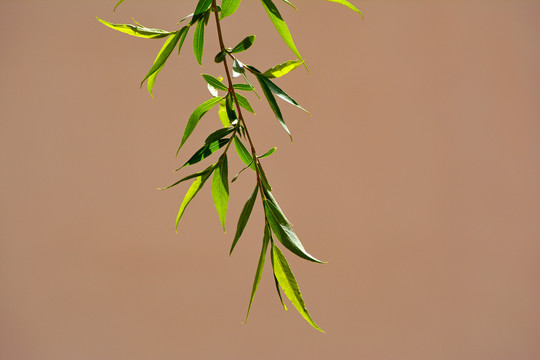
[{"xmin": 1, "ymin": 0, "xmax": 539, "ymax": 359}]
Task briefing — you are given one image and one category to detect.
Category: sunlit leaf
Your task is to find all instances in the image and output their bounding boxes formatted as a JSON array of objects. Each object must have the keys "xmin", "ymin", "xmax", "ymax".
[
  {"xmin": 256, "ymin": 74, "xmax": 291, "ymax": 140},
  {"xmin": 176, "ymin": 169, "xmax": 213, "ymax": 231},
  {"xmin": 280, "ymin": 0, "xmax": 297, "ymax": 10},
  {"xmin": 205, "ymin": 126, "xmax": 235, "ymax": 144},
  {"xmin": 230, "ymin": 184, "xmax": 258, "ymax": 255},
  {"xmin": 194, "ymin": 0, "xmax": 213, "ymax": 16},
  {"xmin": 177, "ymin": 26, "xmax": 190, "ymax": 55},
  {"xmin": 270, "ymin": 240, "xmax": 287, "ymax": 311},
  {"xmin": 263, "ymin": 60, "xmax": 303, "ymax": 78},
  {"xmin": 193, "ymin": 15, "xmax": 207, "ymax": 65},
  {"xmin": 141, "ymin": 30, "xmax": 183, "ymax": 95},
  {"xmin": 272, "ymin": 245, "xmax": 324, "ymax": 332},
  {"xmin": 97, "ymin": 17, "xmax": 174, "ymax": 39},
  {"xmin": 232, "ymin": 84, "xmax": 253, "ymax": 91},
  {"xmin": 324, "ymin": 0, "xmax": 364, "ymax": 18},
  {"xmin": 113, "ymin": 0, "xmax": 125, "ymax": 13},
  {"xmin": 220, "ymin": 0, "xmax": 242, "ymax": 19},
  {"xmin": 258, "ymin": 147, "xmax": 277, "ymax": 158},
  {"xmin": 218, "ymin": 99, "xmax": 231, "ymax": 127},
  {"xmin": 178, "ymin": 97, "xmax": 224, "ymax": 153},
  {"xmin": 233, "ymin": 137, "xmax": 255, "ymax": 170},
  {"xmin": 212, "ymin": 155, "xmax": 229, "ymax": 231},
  {"xmin": 214, "ymin": 49, "xmax": 227, "ymax": 63},
  {"xmin": 232, "ymin": 59, "xmax": 245, "ymax": 77},
  {"xmin": 245, "ymin": 223, "xmax": 270, "ymax": 321},
  {"xmin": 260, "ymin": 0, "xmax": 303, "ymax": 60},
  {"xmin": 264, "ymin": 199, "xmax": 323, "ymax": 263}
]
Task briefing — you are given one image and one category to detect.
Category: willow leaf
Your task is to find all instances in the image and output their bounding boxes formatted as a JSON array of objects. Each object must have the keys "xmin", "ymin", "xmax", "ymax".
[
  {"xmin": 193, "ymin": 16, "xmax": 206, "ymax": 65},
  {"xmin": 202, "ymin": 74, "xmax": 228, "ymax": 91},
  {"xmin": 212, "ymin": 155, "xmax": 229, "ymax": 231},
  {"xmin": 260, "ymin": 0, "xmax": 303, "ymax": 60},
  {"xmin": 325, "ymin": 0, "xmax": 364, "ymax": 18},
  {"xmin": 176, "ymin": 170, "xmax": 213, "ymax": 231},
  {"xmin": 235, "ymin": 93, "xmax": 255, "ymax": 114},
  {"xmin": 97, "ymin": 18, "xmax": 174, "ymax": 39},
  {"xmin": 113, "ymin": 0, "xmax": 125, "ymax": 13},
  {"xmin": 230, "ymin": 184, "xmax": 258, "ymax": 255},
  {"xmin": 272, "ymin": 245, "xmax": 324, "ymax": 332},
  {"xmin": 231, "ymin": 35, "xmax": 256, "ymax": 53},
  {"xmin": 258, "ymin": 147, "xmax": 277, "ymax": 158},
  {"xmin": 270, "ymin": 240, "xmax": 287, "ymax": 311},
  {"xmin": 158, "ymin": 165, "xmax": 215, "ymax": 190},
  {"xmin": 178, "ymin": 96, "xmax": 223, "ymax": 154},
  {"xmin": 264, "ymin": 199, "xmax": 323, "ymax": 263},
  {"xmin": 194, "ymin": 0, "xmax": 212, "ymax": 16},
  {"xmin": 260, "ymin": 76, "xmax": 309, "ymax": 114},
  {"xmin": 256, "ymin": 74, "xmax": 291, "ymax": 140},
  {"xmin": 140, "ymin": 31, "xmax": 182, "ymax": 94},
  {"xmin": 205, "ymin": 126, "xmax": 235, "ymax": 144},
  {"xmin": 220, "ymin": 0, "xmax": 242, "ymax": 19},
  {"xmin": 263, "ymin": 60, "xmax": 303, "ymax": 78},
  {"xmin": 245, "ymin": 223, "xmax": 271, "ymax": 322},
  {"xmin": 179, "ymin": 138, "xmax": 229, "ymax": 169},
  {"xmin": 177, "ymin": 26, "xmax": 190, "ymax": 55},
  {"xmin": 232, "ymin": 84, "xmax": 253, "ymax": 91},
  {"xmin": 233, "ymin": 137, "xmax": 256, "ymax": 170}
]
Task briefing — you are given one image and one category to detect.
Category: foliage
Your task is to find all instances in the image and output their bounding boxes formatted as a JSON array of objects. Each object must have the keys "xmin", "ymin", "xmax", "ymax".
[{"xmin": 98, "ymin": 0, "xmax": 362, "ymax": 332}]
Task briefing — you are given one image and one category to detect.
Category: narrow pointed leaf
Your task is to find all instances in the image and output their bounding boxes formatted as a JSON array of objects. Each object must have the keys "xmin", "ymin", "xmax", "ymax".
[
  {"xmin": 257, "ymin": 163, "xmax": 272, "ymax": 191},
  {"xmin": 231, "ymin": 160, "xmax": 253, "ymax": 183},
  {"xmin": 220, "ymin": 0, "xmax": 242, "ymax": 19},
  {"xmin": 179, "ymin": 138, "xmax": 229, "ymax": 169},
  {"xmin": 245, "ymin": 223, "xmax": 270, "ymax": 321},
  {"xmin": 270, "ymin": 240, "xmax": 288, "ymax": 311},
  {"xmin": 218, "ymin": 99, "xmax": 231, "ymax": 127},
  {"xmin": 233, "ymin": 137, "xmax": 255, "ymax": 170},
  {"xmin": 280, "ymin": 0, "xmax": 297, "ymax": 9},
  {"xmin": 205, "ymin": 126, "xmax": 235, "ymax": 144},
  {"xmin": 194, "ymin": 0, "xmax": 212, "ymax": 16},
  {"xmin": 214, "ymin": 49, "xmax": 227, "ymax": 63},
  {"xmin": 263, "ymin": 60, "xmax": 303, "ymax": 78},
  {"xmin": 235, "ymin": 93, "xmax": 255, "ymax": 113},
  {"xmin": 231, "ymin": 35, "xmax": 256, "ymax": 53},
  {"xmin": 260, "ymin": 75, "xmax": 308, "ymax": 113},
  {"xmin": 202, "ymin": 74, "xmax": 228, "ymax": 91},
  {"xmin": 113, "ymin": 0, "xmax": 125, "ymax": 13},
  {"xmin": 225, "ymin": 93, "xmax": 237, "ymax": 122},
  {"xmin": 230, "ymin": 184, "xmax": 258, "ymax": 255},
  {"xmin": 232, "ymin": 84, "xmax": 253, "ymax": 91},
  {"xmin": 193, "ymin": 17, "xmax": 206, "ymax": 65},
  {"xmin": 212, "ymin": 155, "xmax": 229, "ymax": 231},
  {"xmin": 260, "ymin": 0, "xmax": 303, "ymax": 60},
  {"xmin": 264, "ymin": 199, "xmax": 323, "ymax": 263},
  {"xmin": 325, "ymin": 0, "xmax": 364, "ymax": 18},
  {"xmin": 158, "ymin": 165, "xmax": 215, "ymax": 190},
  {"xmin": 141, "ymin": 31, "xmax": 182, "ymax": 94},
  {"xmin": 179, "ymin": 97, "xmax": 223, "ymax": 153},
  {"xmin": 258, "ymin": 147, "xmax": 277, "ymax": 158},
  {"xmin": 256, "ymin": 74, "xmax": 291, "ymax": 140},
  {"xmin": 176, "ymin": 170, "xmax": 213, "ymax": 231},
  {"xmin": 177, "ymin": 26, "xmax": 190, "ymax": 55},
  {"xmin": 272, "ymin": 245, "xmax": 324, "ymax": 332},
  {"xmin": 97, "ymin": 18, "xmax": 174, "ymax": 39},
  {"xmin": 147, "ymin": 63, "xmax": 164, "ymax": 97},
  {"xmin": 233, "ymin": 59, "xmax": 245, "ymax": 77}
]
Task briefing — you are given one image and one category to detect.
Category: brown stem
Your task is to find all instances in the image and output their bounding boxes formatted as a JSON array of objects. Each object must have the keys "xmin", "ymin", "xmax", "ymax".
[{"xmin": 210, "ymin": 0, "xmax": 267, "ymax": 203}]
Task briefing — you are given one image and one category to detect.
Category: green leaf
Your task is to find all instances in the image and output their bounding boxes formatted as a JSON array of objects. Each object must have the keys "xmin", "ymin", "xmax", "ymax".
[
  {"xmin": 177, "ymin": 26, "xmax": 190, "ymax": 55},
  {"xmin": 257, "ymin": 163, "xmax": 272, "ymax": 191},
  {"xmin": 232, "ymin": 83, "xmax": 253, "ymax": 91},
  {"xmin": 218, "ymin": 99, "xmax": 231, "ymax": 127},
  {"xmin": 225, "ymin": 93, "xmax": 237, "ymax": 122},
  {"xmin": 256, "ymin": 74, "xmax": 291, "ymax": 140},
  {"xmin": 214, "ymin": 49, "xmax": 227, "ymax": 63},
  {"xmin": 193, "ymin": 16, "xmax": 207, "ymax": 65},
  {"xmin": 178, "ymin": 97, "xmax": 223, "ymax": 153},
  {"xmin": 231, "ymin": 35, "xmax": 256, "ymax": 53},
  {"xmin": 280, "ymin": 0, "xmax": 297, "ymax": 10},
  {"xmin": 141, "ymin": 31, "xmax": 183, "ymax": 95},
  {"xmin": 158, "ymin": 165, "xmax": 215, "ymax": 190},
  {"xmin": 272, "ymin": 245, "xmax": 324, "ymax": 332},
  {"xmin": 97, "ymin": 18, "xmax": 174, "ymax": 39},
  {"xmin": 260, "ymin": 75, "xmax": 309, "ymax": 113},
  {"xmin": 179, "ymin": 138, "xmax": 229, "ymax": 169},
  {"xmin": 202, "ymin": 74, "xmax": 229, "ymax": 91},
  {"xmin": 270, "ymin": 240, "xmax": 287, "ymax": 311},
  {"xmin": 324, "ymin": 0, "xmax": 364, "ymax": 18},
  {"xmin": 235, "ymin": 93, "xmax": 255, "ymax": 114},
  {"xmin": 194, "ymin": 0, "xmax": 212, "ymax": 16},
  {"xmin": 245, "ymin": 223, "xmax": 271, "ymax": 322},
  {"xmin": 263, "ymin": 60, "xmax": 303, "ymax": 78},
  {"xmin": 220, "ymin": 0, "xmax": 242, "ymax": 19},
  {"xmin": 212, "ymin": 155, "xmax": 229, "ymax": 231},
  {"xmin": 264, "ymin": 199, "xmax": 323, "ymax": 263},
  {"xmin": 258, "ymin": 147, "xmax": 277, "ymax": 158},
  {"xmin": 176, "ymin": 169, "xmax": 213, "ymax": 231},
  {"xmin": 230, "ymin": 184, "xmax": 258, "ymax": 255},
  {"xmin": 260, "ymin": 0, "xmax": 303, "ymax": 60},
  {"xmin": 233, "ymin": 137, "xmax": 256, "ymax": 170},
  {"xmin": 205, "ymin": 126, "xmax": 235, "ymax": 144},
  {"xmin": 113, "ymin": 0, "xmax": 125, "ymax": 13},
  {"xmin": 146, "ymin": 63, "xmax": 164, "ymax": 98},
  {"xmin": 231, "ymin": 160, "xmax": 253, "ymax": 183}
]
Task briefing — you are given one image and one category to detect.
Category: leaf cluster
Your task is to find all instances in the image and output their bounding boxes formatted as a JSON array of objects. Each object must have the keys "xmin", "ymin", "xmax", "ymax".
[{"xmin": 99, "ymin": 0, "xmax": 362, "ymax": 332}]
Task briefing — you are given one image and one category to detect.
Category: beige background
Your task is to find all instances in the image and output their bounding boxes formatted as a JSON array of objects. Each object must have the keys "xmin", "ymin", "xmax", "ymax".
[{"xmin": 1, "ymin": 0, "xmax": 539, "ymax": 359}]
